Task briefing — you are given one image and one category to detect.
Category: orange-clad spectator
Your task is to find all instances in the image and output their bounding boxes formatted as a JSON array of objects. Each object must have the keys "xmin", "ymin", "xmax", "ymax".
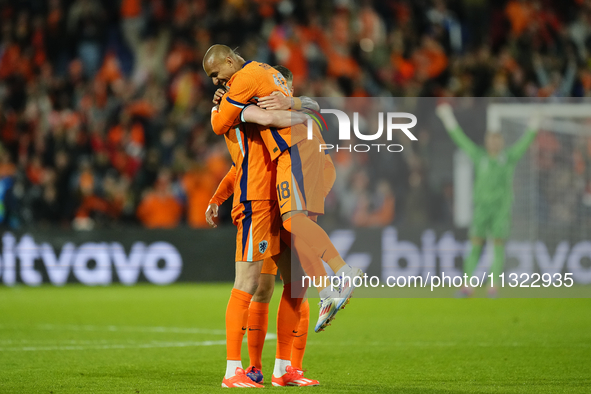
[
  {"xmin": 75, "ymin": 195, "xmax": 115, "ymax": 220},
  {"xmin": 505, "ymin": 0, "xmax": 533, "ymax": 37},
  {"xmin": 0, "ymin": 151, "xmax": 16, "ymax": 178},
  {"xmin": 31, "ymin": 16, "xmax": 47, "ymax": 68},
  {"xmin": 0, "ymin": 44, "xmax": 21, "ymax": 79},
  {"xmin": 318, "ymin": 15, "xmax": 361, "ymax": 79},
  {"xmin": 106, "ymin": 111, "xmax": 145, "ymax": 177},
  {"xmin": 149, "ymin": 0, "xmax": 168, "ymax": 23},
  {"xmin": 74, "ymin": 174, "xmax": 126, "ymax": 228},
  {"xmin": 78, "ymin": 166, "xmax": 95, "ymax": 195},
  {"xmin": 121, "ymin": 0, "xmax": 142, "ymax": 18},
  {"xmin": 26, "ymin": 156, "xmax": 45, "ymax": 185},
  {"xmin": 182, "ymin": 164, "xmax": 217, "ymax": 228},
  {"xmin": 126, "ymin": 100, "xmax": 157, "ymax": 119},
  {"xmin": 268, "ymin": 23, "xmax": 309, "ymax": 81},
  {"xmin": 412, "ymin": 36, "xmax": 448, "ymax": 80},
  {"xmin": 47, "ymin": 0, "xmax": 63, "ymax": 32},
  {"xmin": 96, "ymin": 52, "xmax": 123, "ymax": 84},
  {"xmin": 166, "ymin": 40, "xmax": 191, "ymax": 76},
  {"xmin": 107, "ymin": 113, "xmax": 145, "ymax": 148},
  {"xmin": 326, "ymin": 50, "xmax": 361, "ymax": 79},
  {"xmin": 390, "ymin": 30, "xmax": 415, "ymax": 85},
  {"xmin": 137, "ymin": 169, "xmax": 183, "ymax": 228},
  {"xmin": 530, "ymin": 1, "xmax": 562, "ymax": 46},
  {"xmin": 330, "ymin": 13, "xmax": 351, "ymax": 47},
  {"xmin": 0, "ymin": 112, "xmax": 19, "ymax": 149},
  {"xmin": 172, "ymin": 0, "xmax": 191, "ymax": 26},
  {"xmin": 391, "ymin": 52, "xmax": 415, "ymax": 84},
  {"xmin": 253, "ymin": 0, "xmax": 280, "ymax": 18}
]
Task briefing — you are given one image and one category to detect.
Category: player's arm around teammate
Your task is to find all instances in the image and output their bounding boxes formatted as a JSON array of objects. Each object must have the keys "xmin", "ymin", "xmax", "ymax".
[{"xmin": 211, "ymin": 87, "xmax": 310, "ymax": 131}]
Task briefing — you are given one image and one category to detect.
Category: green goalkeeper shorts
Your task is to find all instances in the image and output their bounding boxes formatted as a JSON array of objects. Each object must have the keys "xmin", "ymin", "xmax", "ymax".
[{"xmin": 469, "ymin": 202, "xmax": 511, "ymax": 240}]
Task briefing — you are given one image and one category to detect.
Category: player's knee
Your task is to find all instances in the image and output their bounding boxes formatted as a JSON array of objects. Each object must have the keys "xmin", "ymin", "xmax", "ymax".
[
  {"xmin": 234, "ymin": 277, "xmax": 259, "ymax": 295},
  {"xmin": 252, "ymin": 281, "xmax": 274, "ymax": 303},
  {"xmin": 493, "ymin": 239, "xmax": 505, "ymax": 246},
  {"xmin": 234, "ymin": 262, "xmax": 262, "ymax": 294}
]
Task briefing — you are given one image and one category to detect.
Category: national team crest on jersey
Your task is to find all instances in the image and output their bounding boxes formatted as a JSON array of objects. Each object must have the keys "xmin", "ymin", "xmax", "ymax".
[{"xmin": 259, "ymin": 240, "xmax": 268, "ymax": 254}]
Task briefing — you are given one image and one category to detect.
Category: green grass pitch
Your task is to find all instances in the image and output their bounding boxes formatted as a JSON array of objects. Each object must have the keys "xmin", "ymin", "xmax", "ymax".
[{"xmin": 1, "ymin": 283, "xmax": 590, "ymax": 393}]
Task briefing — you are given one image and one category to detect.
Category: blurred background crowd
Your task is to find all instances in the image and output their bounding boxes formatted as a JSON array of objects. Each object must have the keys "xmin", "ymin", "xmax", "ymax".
[{"xmin": 0, "ymin": 0, "xmax": 590, "ymax": 230}]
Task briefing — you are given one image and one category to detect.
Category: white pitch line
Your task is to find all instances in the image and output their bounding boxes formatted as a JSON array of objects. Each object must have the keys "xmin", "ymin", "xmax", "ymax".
[
  {"xmin": 306, "ymin": 340, "xmax": 591, "ymax": 348},
  {"xmin": 34, "ymin": 324, "xmax": 227, "ymax": 335},
  {"xmin": 0, "ymin": 340, "xmax": 229, "ymax": 352},
  {"xmin": 0, "ymin": 324, "xmax": 277, "ymax": 352}
]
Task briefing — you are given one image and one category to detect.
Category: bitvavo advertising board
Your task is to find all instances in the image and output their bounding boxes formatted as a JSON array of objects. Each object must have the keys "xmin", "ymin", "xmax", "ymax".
[{"xmin": 1, "ymin": 226, "xmax": 590, "ymax": 287}]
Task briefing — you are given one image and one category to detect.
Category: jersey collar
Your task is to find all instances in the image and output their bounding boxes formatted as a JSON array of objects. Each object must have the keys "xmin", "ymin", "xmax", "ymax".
[{"xmin": 242, "ymin": 60, "xmax": 252, "ymax": 68}]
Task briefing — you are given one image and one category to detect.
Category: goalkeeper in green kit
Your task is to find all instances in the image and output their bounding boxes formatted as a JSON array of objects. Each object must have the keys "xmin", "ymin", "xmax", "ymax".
[{"xmin": 436, "ymin": 103, "xmax": 539, "ymax": 296}]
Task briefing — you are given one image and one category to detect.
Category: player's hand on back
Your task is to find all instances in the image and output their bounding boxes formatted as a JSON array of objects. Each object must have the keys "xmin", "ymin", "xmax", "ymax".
[
  {"xmin": 212, "ymin": 88, "xmax": 226, "ymax": 105},
  {"xmin": 205, "ymin": 203, "xmax": 219, "ymax": 228},
  {"xmin": 257, "ymin": 91, "xmax": 291, "ymax": 111}
]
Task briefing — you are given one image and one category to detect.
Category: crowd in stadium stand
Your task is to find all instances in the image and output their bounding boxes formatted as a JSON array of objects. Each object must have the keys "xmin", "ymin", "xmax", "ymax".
[{"xmin": 0, "ymin": 0, "xmax": 590, "ymax": 230}]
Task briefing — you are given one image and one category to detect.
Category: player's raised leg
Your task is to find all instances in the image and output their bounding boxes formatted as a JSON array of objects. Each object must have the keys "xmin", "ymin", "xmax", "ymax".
[{"xmin": 277, "ymin": 141, "xmax": 362, "ymax": 331}]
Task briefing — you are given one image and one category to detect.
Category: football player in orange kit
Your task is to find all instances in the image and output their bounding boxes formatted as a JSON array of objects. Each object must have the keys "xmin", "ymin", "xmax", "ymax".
[
  {"xmin": 202, "ymin": 63, "xmax": 319, "ymax": 386},
  {"xmin": 203, "ymin": 45, "xmax": 362, "ymax": 338},
  {"xmin": 206, "ymin": 65, "xmax": 331, "ymax": 387}
]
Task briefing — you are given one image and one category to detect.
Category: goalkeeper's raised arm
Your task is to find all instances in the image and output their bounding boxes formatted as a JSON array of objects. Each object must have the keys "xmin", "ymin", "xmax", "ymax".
[
  {"xmin": 506, "ymin": 114, "xmax": 539, "ymax": 163},
  {"xmin": 435, "ymin": 103, "xmax": 484, "ymax": 162}
]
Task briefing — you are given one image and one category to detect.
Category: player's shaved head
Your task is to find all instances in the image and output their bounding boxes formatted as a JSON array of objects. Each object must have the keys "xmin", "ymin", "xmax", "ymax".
[
  {"xmin": 203, "ymin": 45, "xmax": 235, "ymax": 67},
  {"xmin": 203, "ymin": 44, "xmax": 245, "ymax": 86}
]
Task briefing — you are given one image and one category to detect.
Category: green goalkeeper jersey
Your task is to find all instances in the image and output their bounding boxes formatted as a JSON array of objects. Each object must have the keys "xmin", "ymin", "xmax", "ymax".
[{"xmin": 448, "ymin": 127, "xmax": 537, "ymax": 208}]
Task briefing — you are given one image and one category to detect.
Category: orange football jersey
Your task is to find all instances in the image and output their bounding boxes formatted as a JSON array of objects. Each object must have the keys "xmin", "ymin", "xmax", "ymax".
[
  {"xmin": 210, "ymin": 60, "xmax": 307, "ymax": 160},
  {"xmin": 221, "ymin": 122, "xmax": 276, "ymax": 206}
]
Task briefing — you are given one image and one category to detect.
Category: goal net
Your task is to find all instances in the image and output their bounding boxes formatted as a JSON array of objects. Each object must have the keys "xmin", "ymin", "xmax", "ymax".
[{"xmin": 488, "ymin": 103, "xmax": 591, "ymax": 245}]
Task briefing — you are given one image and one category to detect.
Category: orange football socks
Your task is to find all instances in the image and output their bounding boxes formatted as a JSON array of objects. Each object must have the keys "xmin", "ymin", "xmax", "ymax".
[
  {"xmin": 276, "ymin": 283, "xmax": 303, "ymax": 361},
  {"xmin": 247, "ymin": 301, "xmax": 269, "ymax": 370},
  {"xmin": 225, "ymin": 288, "xmax": 252, "ymax": 361},
  {"xmin": 291, "ymin": 299, "xmax": 309, "ymax": 370}
]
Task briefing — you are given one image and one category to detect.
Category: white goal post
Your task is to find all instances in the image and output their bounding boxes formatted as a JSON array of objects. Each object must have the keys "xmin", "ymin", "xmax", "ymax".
[
  {"xmin": 487, "ymin": 103, "xmax": 591, "ymax": 135},
  {"xmin": 454, "ymin": 103, "xmax": 591, "ymax": 236},
  {"xmin": 485, "ymin": 102, "xmax": 591, "ymax": 243}
]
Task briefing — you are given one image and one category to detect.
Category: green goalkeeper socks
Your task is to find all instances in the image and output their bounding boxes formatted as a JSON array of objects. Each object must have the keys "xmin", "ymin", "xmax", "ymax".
[
  {"xmin": 491, "ymin": 243, "xmax": 505, "ymax": 280},
  {"xmin": 464, "ymin": 243, "xmax": 483, "ymax": 277}
]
